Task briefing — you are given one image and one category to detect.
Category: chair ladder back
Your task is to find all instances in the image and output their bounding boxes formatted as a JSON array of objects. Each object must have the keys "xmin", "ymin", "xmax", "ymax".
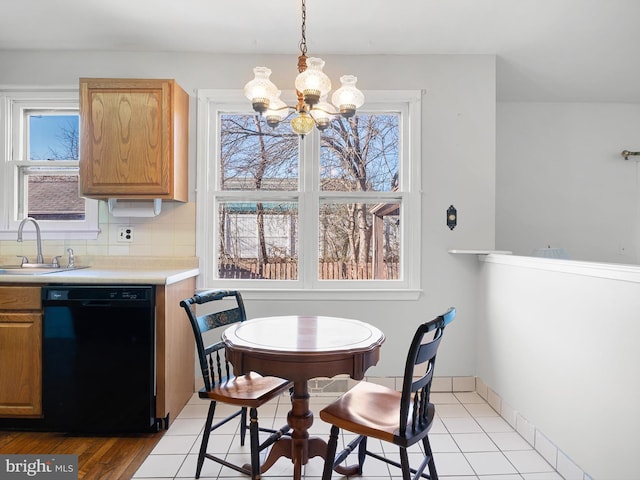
[
  {"xmin": 179, "ymin": 289, "xmax": 247, "ymax": 392},
  {"xmin": 193, "ymin": 289, "xmax": 246, "ymax": 332},
  {"xmin": 201, "ymin": 341, "xmax": 233, "ymax": 389},
  {"xmin": 399, "ymin": 307, "xmax": 456, "ymax": 436},
  {"xmin": 196, "ymin": 307, "xmax": 245, "ymax": 333}
]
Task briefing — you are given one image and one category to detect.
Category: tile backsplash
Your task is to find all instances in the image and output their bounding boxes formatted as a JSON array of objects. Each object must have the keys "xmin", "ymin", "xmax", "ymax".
[{"xmin": 0, "ymin": 200, "xmax": 197, "ymax": 260}]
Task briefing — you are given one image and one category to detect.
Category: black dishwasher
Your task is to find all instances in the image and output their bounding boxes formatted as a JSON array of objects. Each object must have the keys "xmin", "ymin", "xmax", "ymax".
[{"xmin": 40, "ymin": 285, "xmax": 157, "ymax": 433}]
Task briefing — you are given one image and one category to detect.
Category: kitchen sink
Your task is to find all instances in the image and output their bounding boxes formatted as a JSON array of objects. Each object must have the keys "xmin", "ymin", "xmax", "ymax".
[{"xmin": 0, "ymin": 265, "xmax": 89, "ymax": 275}]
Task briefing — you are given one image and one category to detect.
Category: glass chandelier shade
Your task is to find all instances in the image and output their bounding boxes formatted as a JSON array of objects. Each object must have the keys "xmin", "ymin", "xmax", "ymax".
[
  {"xmin": 332, "ymin": 75, "xmax": 365, "ymax": 117},
  {"xmin": 244, "ymin": 67, "xmax": 278, "ymax": 113},
  {"xmin": 310, "ymin": 96, "xmax": 336, "ymax": 131},
  {"xmin": 264, "ymin": 90, "xmax": 289, "ymax": 128},
  {"xmin": 294, "ymin": 57, "xmax": 331, "ymax": 106}
]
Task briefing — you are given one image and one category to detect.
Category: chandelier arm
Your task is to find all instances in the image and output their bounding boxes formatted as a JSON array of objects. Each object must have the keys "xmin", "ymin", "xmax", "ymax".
[
  {"xmin": 310, "ymin": 106, "xmax": 335, "ymax": 115},
  {"xmin": 267, "ymin": 105, "xmax": 297, "ymax": 115},
  {"xmin": 268, "ymin": 104, "xmax": 296, "ymax": 112},
  {"xmin": 263, "ymin": 106, "xmax": 296, "ymax": 121},
  {"xmin": 280, "ymin": 109, "xmax": 298, "ymax": 123},
  {"xmin": 265, "ymin": 104, "xmax": 330, "ymax": 133}
]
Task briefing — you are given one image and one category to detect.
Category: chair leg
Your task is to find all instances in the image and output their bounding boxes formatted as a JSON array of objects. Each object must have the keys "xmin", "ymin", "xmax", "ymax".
[
  {"xmin": 249, "ymin": 407, "xmax": 261, "ymax": 480},
  {"xmin": 322, "ymin": 425, "xmax": 340, "ymax": 480},
  {"xmin": 239, "ymin": 406, "xmax": 248, "ymax": 446},
  {"xmin": 357, "ymin": 435, "xmax": 368, "ymax": 474},
  {"xmin": 423, "ymin": 436, "xmax": 438, "ymax": 480},
  {"xmin": 399, "ymin": 446, "xmax": 412, "ymax": 480},
  {"xmin": 196, "ymin": 401, "xmax": 217, "ymax": 479}
]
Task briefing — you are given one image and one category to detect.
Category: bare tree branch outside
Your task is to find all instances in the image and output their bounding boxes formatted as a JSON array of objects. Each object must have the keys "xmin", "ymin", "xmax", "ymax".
[{"xmin": 218, "ymin": 112, "xmax": 400, "ymax": 280}]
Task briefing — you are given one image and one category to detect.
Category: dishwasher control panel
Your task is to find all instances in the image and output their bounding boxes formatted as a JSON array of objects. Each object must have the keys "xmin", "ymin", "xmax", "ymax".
[{"xmin": 44, "ymin": 285, "xmax": 154, "ymax": 301}]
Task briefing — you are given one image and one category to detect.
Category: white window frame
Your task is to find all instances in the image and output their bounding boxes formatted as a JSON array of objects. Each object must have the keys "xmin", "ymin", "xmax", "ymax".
[
  {"xmin": 196, "ymin": 89, "xmax": 422, "ymax": 300},
  {"xmin": 0, "ymin": 88, "xmax": 99, "ymax": 240}
]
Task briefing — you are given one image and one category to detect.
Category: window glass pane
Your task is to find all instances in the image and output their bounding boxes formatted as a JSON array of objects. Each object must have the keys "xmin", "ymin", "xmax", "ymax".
[
  {"xmin": 220, "ymin": 114, "xmax": 298, "ymax": 191},
  {"xmin": 27, "ymin": 174, "xmax": 85, "ymax": 220},
  {"xmin": 218, "ymin": 201, "xmax": 298, "ymax": 280},
  {"xmin": 320, "ymin": 114, "xmax": 400, "ymax": 192},
  {"xmin": 319, "ymin": 201, "xmax": 400, "ymax": 280},
  {"xmin": 28, "ymin": 114, "xmax": 79, "ymax": 161}
]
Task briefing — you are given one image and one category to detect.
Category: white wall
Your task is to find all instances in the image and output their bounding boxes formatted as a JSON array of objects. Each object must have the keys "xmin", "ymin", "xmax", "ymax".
[
  {"xmin": 0, "ymin": 51, "xmax": 497, "ymax": 377},
  {"xmin": 497, "ymin": 101, "xmax": 640, "ymax": 263},
  {"xmin": 478, "ymin": 254, "xmax": 640, "ymax": 480}
]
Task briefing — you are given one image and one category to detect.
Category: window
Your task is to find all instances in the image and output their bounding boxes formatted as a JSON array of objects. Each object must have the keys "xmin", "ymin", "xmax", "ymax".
[
  {"xmin": 0, "ymin": 90, "xmax": 99, "ymax": 239},
  {"xmin": 196, "ymin": 90, "xmax": 421, "ymax": 298}
]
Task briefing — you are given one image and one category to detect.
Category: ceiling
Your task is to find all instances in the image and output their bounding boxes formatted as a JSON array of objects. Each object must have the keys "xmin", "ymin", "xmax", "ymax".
[{"xmin": 1, "ymin": 0, "xmax": 639, "ymax": 102}]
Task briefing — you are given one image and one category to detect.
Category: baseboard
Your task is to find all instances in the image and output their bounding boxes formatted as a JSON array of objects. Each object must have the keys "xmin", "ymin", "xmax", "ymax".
[
  {"xmin": 307, "ymin": 375, "xmax": 477, "ymax": 394},
  {"xmin": 309, "ymin": 375, "xmax": 592, "ymax": 480},
  {"xmin": 475, "ymin": 377, "xmax": 592, "ymax": 480}
]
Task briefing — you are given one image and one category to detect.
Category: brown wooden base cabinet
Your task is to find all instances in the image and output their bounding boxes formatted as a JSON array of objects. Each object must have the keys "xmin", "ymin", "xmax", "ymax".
[
  {"xmin": 0, "ymin": 286, "xmax": 42, "ymax": 418},
  {"xmin": 155, "ymin": 277, "xmax": 196, "ymax": 426}
]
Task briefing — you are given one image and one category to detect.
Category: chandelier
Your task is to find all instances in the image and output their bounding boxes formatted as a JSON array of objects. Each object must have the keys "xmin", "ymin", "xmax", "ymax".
[{"xmin": 243, "ymin": 0, "xmax": 365, "ymax": 137}]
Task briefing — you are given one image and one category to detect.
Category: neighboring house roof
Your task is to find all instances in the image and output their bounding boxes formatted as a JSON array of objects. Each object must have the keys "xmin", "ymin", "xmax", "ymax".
[
  {"xmin": 29, "ymin": 175, "xmax": 84, "ymax": 215},
  {"xmin": 222, "ymin": 177, "xmax": 298, "ymax": 191}
]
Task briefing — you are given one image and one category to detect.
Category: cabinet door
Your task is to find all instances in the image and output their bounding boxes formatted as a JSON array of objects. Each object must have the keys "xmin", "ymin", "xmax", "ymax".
[
  {"xmin": 79, "ymin": 78, "xmax": 188, "ymax": 200},
  {"xmin": 0, "ymin": 286, "xmax": 42, "ymax": 417},
  {"xmin": 0, "ymin": 312, "xmax": 42, "ymax": 417}
]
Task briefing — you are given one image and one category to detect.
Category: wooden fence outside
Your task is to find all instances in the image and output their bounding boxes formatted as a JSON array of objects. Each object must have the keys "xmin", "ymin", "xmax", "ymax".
[{"xmin": 218, "ymin": 260, "xmax": 399, "ymax": 280}]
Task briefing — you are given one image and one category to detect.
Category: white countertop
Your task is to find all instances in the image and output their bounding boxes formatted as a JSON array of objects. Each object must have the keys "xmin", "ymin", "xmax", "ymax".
[{"xmin": 0, "ymin": 256, "xmax": 199, "ymax": 285}]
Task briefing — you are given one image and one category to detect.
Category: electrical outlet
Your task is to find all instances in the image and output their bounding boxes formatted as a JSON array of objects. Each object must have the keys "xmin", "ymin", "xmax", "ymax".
[{"xmin": 118, "ymin": 226, "xmax": 134, "ymax": 243}]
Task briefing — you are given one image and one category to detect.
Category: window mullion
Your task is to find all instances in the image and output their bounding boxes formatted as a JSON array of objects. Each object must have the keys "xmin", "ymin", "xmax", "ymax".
[{"xmin": 299, "ymin": 133, "xmax": 319, "ymax": 289}]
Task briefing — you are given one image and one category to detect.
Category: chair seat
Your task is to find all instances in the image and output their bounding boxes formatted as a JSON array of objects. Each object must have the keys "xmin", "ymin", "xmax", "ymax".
[
  {"xmin": 199, "ymin": 371, "xmax": 291, "ymax": 408},
  {"xmin": 320, "ymin": 381, "xmax": 435, "ymax": 447}
]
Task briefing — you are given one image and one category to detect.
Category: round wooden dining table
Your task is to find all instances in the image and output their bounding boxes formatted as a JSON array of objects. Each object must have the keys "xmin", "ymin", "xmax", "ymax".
[{"xmin": 222, "ymin": 315, "xmax": 385, "ymax": 480}]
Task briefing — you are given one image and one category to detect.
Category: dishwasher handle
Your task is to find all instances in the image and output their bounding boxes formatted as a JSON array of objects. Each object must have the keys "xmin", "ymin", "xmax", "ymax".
[
  {"xmin": 43, "ymin": 299, "xmax": 151, "ymax": 308},
  {"xmin": 80, "ymin": 300, "xmax": 115, "ymax": 307}
]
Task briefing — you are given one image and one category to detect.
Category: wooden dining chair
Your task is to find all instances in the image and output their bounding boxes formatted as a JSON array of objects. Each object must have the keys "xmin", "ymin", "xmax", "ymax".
[
  {"xmin": 180, "ymin": 289, "xmax": 293, "ymax": 479},
  {"xmin": 319, "ymin": 307, "xmax": 456, "ymax": 480}
]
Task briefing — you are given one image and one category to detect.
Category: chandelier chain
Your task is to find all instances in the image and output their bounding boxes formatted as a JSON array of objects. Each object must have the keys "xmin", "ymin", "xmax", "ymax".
[{"xmin": 298, "ymin": 0, "xmax": 307, "ymax": 57}]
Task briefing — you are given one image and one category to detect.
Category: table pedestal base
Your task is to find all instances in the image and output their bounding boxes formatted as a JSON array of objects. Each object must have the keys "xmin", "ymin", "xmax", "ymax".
[
  {"xmin": 246, "ymin": 437, "xmax": 359, "ymax": 479},
  {"xmin": 242, "ymin": 380, "xmax": 359, "ymax": 480}
]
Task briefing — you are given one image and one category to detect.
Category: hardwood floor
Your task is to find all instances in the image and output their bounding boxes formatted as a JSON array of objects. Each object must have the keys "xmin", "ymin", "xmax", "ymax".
[{"xmin": 0, "ymin": 429, "xmax": 164, "ymax": 479}]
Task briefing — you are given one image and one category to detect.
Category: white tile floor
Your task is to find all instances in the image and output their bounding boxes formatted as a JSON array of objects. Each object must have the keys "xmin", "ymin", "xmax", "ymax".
[{"xmin": 133, "ymin": 391, "xmax": 564, "ymax": 480}]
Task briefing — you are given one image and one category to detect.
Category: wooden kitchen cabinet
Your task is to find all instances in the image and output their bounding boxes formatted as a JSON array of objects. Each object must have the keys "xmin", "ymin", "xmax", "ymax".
[
  {"xmin": 0, "ymin": 286, "xmax": 42, "ymax": 417},
  {"xmin": 79, "ymin": 78, "xmax": 189, "ymax": 201},
  {"xmin": 155, "ymin": 276, "xmax": 196, "ymax": 426}
]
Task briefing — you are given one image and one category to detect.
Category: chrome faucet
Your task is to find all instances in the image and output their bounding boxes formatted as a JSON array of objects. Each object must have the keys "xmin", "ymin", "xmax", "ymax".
[{"xmin": 17, "ymin": 217, "xmax": 44, "ymax": 264}]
